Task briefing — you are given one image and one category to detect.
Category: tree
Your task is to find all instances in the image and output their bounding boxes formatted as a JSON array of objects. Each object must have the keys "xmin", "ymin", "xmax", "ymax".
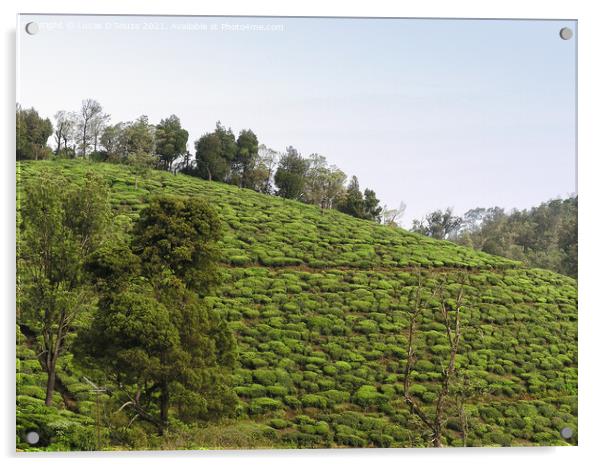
[
  {"xmin": 363, "ymin": 189, "xmax": 383, "ymax": 222},
  {"xmin": 54, "ymin": 110, "xmax": 71, "ymax": 156},
  {"xmin": 234, "ymin": 129, "xmax": 259, "ymax": 188},
  {"xmin": 56, "ymin": 112, "xmax": 79, "ymax": 158},
  {"xmin": 120, "ymin": 116, "xmax": 156, "ymax": 159},
  {"xmin": 18, "ymin": 173, "xmax": 110, "ymax": 405},
  {"xmin": 132, "ymin": 196, "xmax": 223, "ymax": 295},
  {"xmin": 80, "ymin": 197, "xmax": 237, "ymax": 433},
  {"xmin": 274, "ymin": 146, "xmax": 309, "ymax": 200},
  {"xmin": 175, "ymin": 150, "xmax": 194, "ymax": 174},
  {"xmin": 16, "ymin": 105, "xmax": 53, "ymax": 160},
  {"xmin": 194, "ymin": 122, "xmax": 237, "ymax": 182},
  {"xmin": 251, "ymin": 145, "xmax": 280, "ymax": 194},
  {"xmin": 337, "ymin": 176, "xmax": 365, "ymax": 218},
  {"xmin": 99, "ymin": 123, "xmax": 124, "ymax": 161},
  {"xmin": 304, "ymin": 154, "xmax": 347, "ymax": 210},
  {"xmin": 89, "ymin": 111, "xmax": 110, "ymax": 156},
  {"xmin": 412, "ymin": 208, "xmax": 463, "ymax": 240},
  {"xmin": 400, "ymin": 271, "xmax": 467, "ymax": 447},
  {"xmin": 381, "ymin": 202, "xmax": 407, "ymax": 227},
  {"xmin": 195, "ymin": 133, "xmax": 221, "ymax": 181},
  {"xmin": 77, "ymin": 99, "xmax": 104, "ymax": 158},
  {"xmin": 155, "ymin": 115, "xmax": 189, "ymax": 172}
]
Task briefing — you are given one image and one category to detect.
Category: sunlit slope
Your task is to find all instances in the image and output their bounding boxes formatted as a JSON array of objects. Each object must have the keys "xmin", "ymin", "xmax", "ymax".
[
  {"xmin": 17, "ymin": 160, "xmax": 577, "ymax": 448},
  {"xmin": 18, "ymin": 160, "xmax": 520, "ymax": 270}
]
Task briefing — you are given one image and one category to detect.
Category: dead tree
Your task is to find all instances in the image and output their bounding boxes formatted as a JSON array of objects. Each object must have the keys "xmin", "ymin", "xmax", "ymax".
[{"xmin": 401, "ymin": 270, "xmax": 466, "ymax": 447}]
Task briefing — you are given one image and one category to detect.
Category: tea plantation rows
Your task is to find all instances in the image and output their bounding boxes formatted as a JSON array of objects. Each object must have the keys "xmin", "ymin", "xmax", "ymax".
[{"xmin": 17, "ymin": 160, "xmax": 577, "ymax": 449}]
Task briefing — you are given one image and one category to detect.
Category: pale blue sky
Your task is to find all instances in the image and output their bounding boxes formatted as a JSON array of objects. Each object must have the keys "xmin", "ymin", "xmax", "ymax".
[{"xmin": 17, "ymin": 15, "xmax": 576, "ymax": 226}]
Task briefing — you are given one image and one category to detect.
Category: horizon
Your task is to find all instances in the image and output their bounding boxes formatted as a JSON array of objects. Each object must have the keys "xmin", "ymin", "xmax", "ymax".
[{"xmin": 17, "ymin": 15, "xmax": 577, "ymax": 226}]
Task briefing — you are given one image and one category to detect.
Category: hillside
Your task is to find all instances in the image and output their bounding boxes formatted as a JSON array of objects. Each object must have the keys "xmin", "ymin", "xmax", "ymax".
[{"xmin": 16, "ymin": 160, "xmax": 578, "ymax": 450}]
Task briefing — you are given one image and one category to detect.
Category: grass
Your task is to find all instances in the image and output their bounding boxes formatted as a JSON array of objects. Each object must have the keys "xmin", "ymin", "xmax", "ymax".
[{"xmin": 16, "ymin": 160, "xmax": 577, "ymax": 449}]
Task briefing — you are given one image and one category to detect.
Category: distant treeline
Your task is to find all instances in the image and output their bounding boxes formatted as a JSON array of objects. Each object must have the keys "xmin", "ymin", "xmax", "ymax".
[
  {"xmin": 411, "ymin": 198, "xmax": 577, "ymax": 278},
  {"xmin": 16, "ymin": 101, "xmax": 385, "ymax": 223}
]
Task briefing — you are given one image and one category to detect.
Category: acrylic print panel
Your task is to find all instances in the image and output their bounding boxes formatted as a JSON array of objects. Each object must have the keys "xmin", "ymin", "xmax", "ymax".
[{"xmin": 16, "ymin": 14, "xmax": 577, "ymax": 451}]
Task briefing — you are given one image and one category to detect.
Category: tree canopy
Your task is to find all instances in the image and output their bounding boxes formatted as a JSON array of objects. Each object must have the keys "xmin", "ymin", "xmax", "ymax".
[
  {"xmin": 155, "ymin": 115, "xmax": 189, "ymax": 171},
  {"xmin": 79, "ymin": 195, "xmax": 237, "ymax": 432},
  {"xmin": 16, "ymin": 105, "xmax": 53, "ymax": 160}
]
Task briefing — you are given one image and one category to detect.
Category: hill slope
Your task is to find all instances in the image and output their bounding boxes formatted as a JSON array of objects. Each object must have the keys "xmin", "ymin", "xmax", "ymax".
[{"xmin": 17, "ymin": 160, "xmax": 577, "ymax": 449}]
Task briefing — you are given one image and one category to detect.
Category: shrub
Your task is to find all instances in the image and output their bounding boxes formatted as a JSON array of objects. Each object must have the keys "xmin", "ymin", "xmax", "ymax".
[
  {"xmin": 269, "ymin": 418, "xmax": 290, "ymax": 429},
  {"xmin": 248, "ymin": 397, "xmax": 282, "ymax": 415},
  {"xmin": 252, "ymin": 369, "xmax": 279, "ymax": 386},
  {"xmin": 319, "ymin": 390, "xmax": 351, "ymax": 404},
  {"xmin": 301, "ymin": 394, "xmax": 330, "ymax": 409},
  {"xmin": 353, "ymin": 385, "xmax": 387, "ymax": 408}
]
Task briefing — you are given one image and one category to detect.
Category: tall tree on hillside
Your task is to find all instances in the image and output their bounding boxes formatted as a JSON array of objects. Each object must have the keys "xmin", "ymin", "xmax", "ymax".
[
  {"xmin": 54, "ymin": 111, "xmax": 79, "ymax": 157},
  {"xmin": 175, "ymin": 150, "xmax": 194, "ymax": 174},
  {"xmin": 16, "ymin": 105, "xmax": 53, "ymax": 160},
  {"xmin": 77, "ymin": 99, "xmax": 104, "ymax": 158},
  {"xmin": 254, "ymin": 145, "xmax": 280, "ymax": 194},
  {"xmin": 89, "ymin": 111, "xmax": 110, "ymax": 155},
  {"xmin": 337, "ymin": 176, "xmax": 365, "ymax": 218},
  {"xmin": 412, "ymin": 208, "xmax": 463, "ymax": 240},
  {"xmin": 363, "ymin": 189, "xmax": 383, "ymax": 222},
  {"xmin": 54, "ymin": 111, "xmax": 69, "ymax": 156},
  {"xmin": 233, "ymin": 129, "xmax": 259, "ymax": 188},
  {"xmin": 18, "ymin": 173, "xmax": 110, "ymax": 405},
  {"xmin": 195, "ymin": 122, "xmax": 237, "ymax": 182},
  {"xmin": 274, "ymin": 146, "xmax": 309, "ymax": 200},
  {"xmin": 381, "ymin": 201, "xmax": 407, "ymax": 227},
  {"xmin": 155, "ymin": 115, "xmax": 189, "ymax": 172},
  {"xmin": 304, "ymin": 154, "xmax": 346, "ymax": 210},
  {"xmin": 195, "ymin": 133, "xmax": 223, "ymax": 182},
  {"xmin": 99, "ymin": 122, "xmax": 124, "ymax": 161},
  {"xmin": 80, "ymin": 197, "xmax": 237, "ymax": 432},
  {"xmin": 120, "ymin": 116, "xmax": 156, "ymax": 159}
]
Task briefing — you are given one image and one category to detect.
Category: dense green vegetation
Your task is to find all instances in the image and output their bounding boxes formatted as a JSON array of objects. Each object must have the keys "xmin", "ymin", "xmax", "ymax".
[
  {"xmin": 455, "ymin": 200, "xmax": 578, "ymax": 278},
  {"xmin": 17, "ymin": 160, "xmax": 577, "ymax": 450},
  {"xmin": 411, "ymin": 199, "xmax": 578, "ymax": 278}
]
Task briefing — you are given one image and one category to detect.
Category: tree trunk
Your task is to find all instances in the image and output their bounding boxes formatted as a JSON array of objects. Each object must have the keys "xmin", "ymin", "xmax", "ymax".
[
  {"xmin": 82, "ymin": 124, "xmax": 87, "ymax": 158},
  {"xmin": 45, "ymin": 362, "xmax": 56, "ymax": 406},
  {"xmin": 159, "ymin": 382, "xmax": 169, "ymax": 433}
]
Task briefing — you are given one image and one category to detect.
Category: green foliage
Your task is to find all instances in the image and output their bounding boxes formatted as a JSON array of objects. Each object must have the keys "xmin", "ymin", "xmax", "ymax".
[
  {"xmin": 412, "ymin": 207, "xmax": 462, "ymax": 240},
  {"xmin": 353, "ymin": 385, "xmax": 387, "ymax": 408},
  {"xmin": 194, "ymin": 121, "xmax": 238, "ymax": 182},
  {"xmin": 76, "ymin": 194, "xmax": 238, "ymax": 432},
  {"xmin": 248, "ymin": 397, "xmax": 282, "ymax": 415},
  {"xmin": 16, "ymin": 161, "xmax": 578, "ymax": 450},
  {"xmin": 18, "ymin": 171, "xmax": 110, "ymax": 405},
  {"xmin": 16, "ymin": 105, "xmax": 53, "ymax": 160},
  {"xmin": 274, "ymin": 146, "xmax": 309, "ymax": 200},
  {"xmin": 133, "ymin": 195, "xmax": 222, "ymax": 295},
  {"xmin": 453, "ymin": 199, "xmax": 578, "ymax": 278},
  {"xmin": 155, "ymin": 115, "xmax": 189, "ymax": 171}
]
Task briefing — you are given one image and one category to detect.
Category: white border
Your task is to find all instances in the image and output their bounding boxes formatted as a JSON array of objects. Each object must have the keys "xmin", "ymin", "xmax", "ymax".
[{"xmin": 2, "ymin": 1, "xmax": 600, "ymax": 465}]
